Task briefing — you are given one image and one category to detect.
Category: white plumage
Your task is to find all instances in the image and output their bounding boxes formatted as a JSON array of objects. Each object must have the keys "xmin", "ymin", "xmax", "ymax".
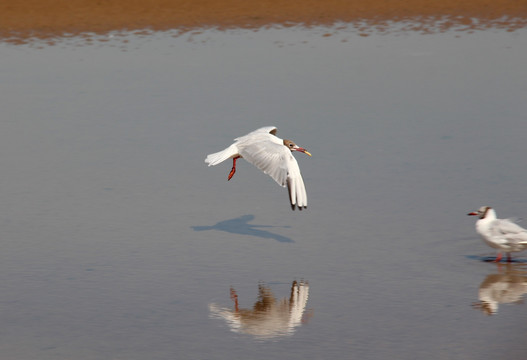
[
  {"xmin": 205, "ymin": 126, "xmax": 311, "ymax": 210},
  {"xmin": 468, "ymin": 206, "xmax": 527, "ymax": 262}
]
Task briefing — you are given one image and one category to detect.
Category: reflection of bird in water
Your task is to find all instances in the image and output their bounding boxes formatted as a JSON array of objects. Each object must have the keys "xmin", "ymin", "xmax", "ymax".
[
  {"xmin": 472, "ymin": 264, "xmax": 527, "ymax": 315},
  {"xmin": 468, "ymin": 206, "xmax": 527, "ymax": 262},
  {"xmin": 209, "ymin": 280, "xmax": 311, "ymax": 340}
]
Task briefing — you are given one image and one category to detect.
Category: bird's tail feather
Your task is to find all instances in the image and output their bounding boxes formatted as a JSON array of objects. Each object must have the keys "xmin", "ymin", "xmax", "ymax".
[{"xmin": 205, "ymin": 145, "xmax": 238, "ymax": 166}]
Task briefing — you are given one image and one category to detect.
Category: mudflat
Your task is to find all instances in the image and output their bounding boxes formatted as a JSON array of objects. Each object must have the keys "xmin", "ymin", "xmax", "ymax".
[{"xmin": 1, "ymin": 0, "xmax": 527, "ymax": 43}]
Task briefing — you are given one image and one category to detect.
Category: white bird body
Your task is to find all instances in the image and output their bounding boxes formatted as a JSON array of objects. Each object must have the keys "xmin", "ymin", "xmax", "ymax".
[
  {"xmin": 205, "ymin": 126, "xmax": 311, "ymax": 210},
  {"xmin": 468, "ymin": 206, "xmax": 527, "ymax": 262}
]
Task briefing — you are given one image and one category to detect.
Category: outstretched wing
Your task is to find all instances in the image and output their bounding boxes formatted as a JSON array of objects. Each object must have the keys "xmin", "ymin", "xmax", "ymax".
[
  {"xmin": 239, "ymin": 139, "xmax": 307, "ymax": 210},
  {"xmin": 205, "ymin": 126, "xmax": 277, "ymax": 166},
  {"xmin": 234, "ymin": 126, "xmax": 277, "ymax": 141},
  {"xmin": 285, "ymin": 153, "xmax": 307, "ymax": 210},
  {"xmin": 239, "ymin": 139, "xmax": 289, "ymax": 186}
]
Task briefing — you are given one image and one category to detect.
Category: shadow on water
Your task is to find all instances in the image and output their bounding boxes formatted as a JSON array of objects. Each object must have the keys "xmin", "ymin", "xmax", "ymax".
[
  {"xmin": 465, "ymin": 255, "xmax": 527, "ymax": 263},
  {"xmin": 191, "ymin": 215, "xmax": 294, "ymax": 243}
]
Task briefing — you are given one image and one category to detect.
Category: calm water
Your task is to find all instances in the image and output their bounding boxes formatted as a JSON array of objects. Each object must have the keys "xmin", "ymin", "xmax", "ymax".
[{"xmin": 1, "ymin": 26, "xmax": 527, "ymax": 359}]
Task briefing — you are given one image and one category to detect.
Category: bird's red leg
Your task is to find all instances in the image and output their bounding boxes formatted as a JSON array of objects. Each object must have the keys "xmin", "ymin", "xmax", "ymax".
[
  {"xmin": 230, "ymin": 287, "xmax": 239, "ymax": 312},
  {"xmin": 494, "ymin": 253, "xmax": 503, "ymax": 262},
  {"xmin": 228, "ymin": 156, "xmax": 240, "ymax": 181},
  {"xmin": 507, "ymin": 253, "xmax": 512, "ymax": 263}
]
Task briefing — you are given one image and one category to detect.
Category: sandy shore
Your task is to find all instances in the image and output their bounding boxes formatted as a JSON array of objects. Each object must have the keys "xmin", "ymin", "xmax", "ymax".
[{"xmin": 1, "ymin": 0, "xmax": 527, "ymax": 43}]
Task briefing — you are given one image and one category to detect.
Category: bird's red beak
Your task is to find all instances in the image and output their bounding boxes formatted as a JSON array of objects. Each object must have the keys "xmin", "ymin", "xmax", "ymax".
[
  {"xmin": 467, "ymin": 212, "xmax": 478, "ymax": 216},
  {"xmin": 296, "ymin": 147, "xmax": 312, "ymax": 157}
]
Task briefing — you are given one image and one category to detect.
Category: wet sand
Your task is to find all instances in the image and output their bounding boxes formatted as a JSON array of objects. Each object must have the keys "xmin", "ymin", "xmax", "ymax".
[{"xmin": 1, "ymin": 0, "xmax": 527, "ymax": 44}]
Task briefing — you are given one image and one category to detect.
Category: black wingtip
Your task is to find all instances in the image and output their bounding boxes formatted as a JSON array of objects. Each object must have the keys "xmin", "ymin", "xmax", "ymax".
[{"xmin": 290, "ymin": 204, "xmax": 307, "ymax": 211}]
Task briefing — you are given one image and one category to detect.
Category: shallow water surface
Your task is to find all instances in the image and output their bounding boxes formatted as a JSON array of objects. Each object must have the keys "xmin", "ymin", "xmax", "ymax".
[{"xmin": 1, "ymin": 27, "xmax": 527, "ymax": 359}]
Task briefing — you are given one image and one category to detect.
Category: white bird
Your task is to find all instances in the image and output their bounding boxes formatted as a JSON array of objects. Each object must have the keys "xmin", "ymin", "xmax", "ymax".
[
  {"xmin": 205, "ymin": 126, "xmax": 311, "ymax": 210},
  {"xmin": 468, "ymin": 206, "xmax": 527, "ymax": 262}
]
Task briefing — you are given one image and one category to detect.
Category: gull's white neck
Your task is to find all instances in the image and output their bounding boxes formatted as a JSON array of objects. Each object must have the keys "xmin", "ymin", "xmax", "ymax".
[{"xmin": 481, "ymin": 208, "xmax": 497, "ymax": 221}]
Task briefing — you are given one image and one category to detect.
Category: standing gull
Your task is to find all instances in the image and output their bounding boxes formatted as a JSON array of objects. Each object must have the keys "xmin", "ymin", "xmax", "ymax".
[
  {"xmin": 205, "ymin": 126, "xmax": 311, "ymax": 210},
  {"xmin": 468, "ymin": 206, "xmax": 527, "ymax": 262}
]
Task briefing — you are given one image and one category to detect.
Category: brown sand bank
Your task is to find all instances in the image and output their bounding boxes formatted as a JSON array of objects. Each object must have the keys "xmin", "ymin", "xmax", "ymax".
[{"xmin": 2, "ymin": 0, "xmax": 527, "ymax": 44}]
